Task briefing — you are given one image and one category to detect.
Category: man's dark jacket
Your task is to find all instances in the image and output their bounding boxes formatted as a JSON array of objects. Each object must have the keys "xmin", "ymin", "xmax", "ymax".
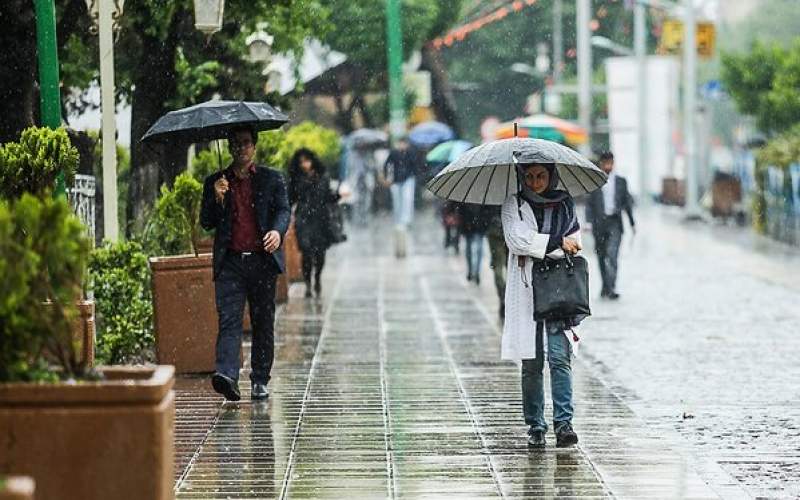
[
  {"xmin": 200, "ymin": 165, "xmax": 291, "ymax": 279},
  {"xmin": 585, "ymin": 175, "xmax": 635, "ymax": 233}
]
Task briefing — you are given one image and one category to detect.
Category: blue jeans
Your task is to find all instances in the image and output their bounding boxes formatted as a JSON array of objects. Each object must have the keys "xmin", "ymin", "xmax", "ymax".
[
  {"xmin": 521, "ymin": 323, "xmax": 573, "ymax": 432},
  {"xmin": 465, "ymin": 232, "xmax": 484, "ymax": 278},
  {"xmin": 390, "ymin": 177, "xmax": 415, "ymax": 228},
  {"xmin": 214, "ymin": 252, "xmax": 278, "ymax": 385}
]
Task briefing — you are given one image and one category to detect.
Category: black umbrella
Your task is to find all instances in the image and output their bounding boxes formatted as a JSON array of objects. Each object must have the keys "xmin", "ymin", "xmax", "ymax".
[{"xmin": 141, "ymin": 100, "xmax": 289, "ymax": 144}]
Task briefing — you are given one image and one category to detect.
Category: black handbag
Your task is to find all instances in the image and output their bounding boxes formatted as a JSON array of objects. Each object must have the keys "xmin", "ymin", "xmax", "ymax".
[{"xmin": 530, "ymin": 254, "xmax": 591, "ymax": 321}]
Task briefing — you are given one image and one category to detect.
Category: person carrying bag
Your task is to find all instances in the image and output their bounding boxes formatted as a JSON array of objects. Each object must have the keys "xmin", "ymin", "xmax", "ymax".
[{"xmin": 501, "ymin": 161, "xmax": 586, "ymax": 450}]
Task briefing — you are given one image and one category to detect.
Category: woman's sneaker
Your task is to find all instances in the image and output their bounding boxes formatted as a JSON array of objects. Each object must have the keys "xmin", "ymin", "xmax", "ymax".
[
  {"xmin": 527, "ymin": 427, "xmax": 546, "ymax": 448},
  {"xmin": 555, "ymin": 423, "xmax": 579, "ymax": 447}
]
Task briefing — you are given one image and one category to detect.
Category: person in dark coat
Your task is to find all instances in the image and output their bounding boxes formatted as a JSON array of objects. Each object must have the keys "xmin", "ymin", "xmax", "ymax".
[
  {"xmin": 287, "ymin": 148, "xmax": 340, "ymax": 298},
  {"xmin": 585, "ymin": 151, "xmax": 635, "ymax": 299},
  {"xmin": 458, "ymin": 202, "xmax": 495, "ymax": 285},
  {"xmin": 200, "ymin": 126, "xmax": 290, "ymax": 402}
]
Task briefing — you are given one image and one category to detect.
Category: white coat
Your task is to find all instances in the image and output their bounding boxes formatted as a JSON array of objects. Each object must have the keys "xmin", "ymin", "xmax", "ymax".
[{"xmin": 500, "ymin": 194, "xmax": 583, "ymax": 363}]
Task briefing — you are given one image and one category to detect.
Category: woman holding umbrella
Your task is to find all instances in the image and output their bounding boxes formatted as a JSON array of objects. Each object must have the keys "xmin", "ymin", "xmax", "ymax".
[
  {"xmin": 502, "ymin": 161, "xmax": 582, "ymax": 449},
  {"xmin": 287, "ymin": 148, "xmax": 340, "ymax": 298},
  {"xmin": 426, "ymin": 136, "xmax": 606, "ymax": 450}
]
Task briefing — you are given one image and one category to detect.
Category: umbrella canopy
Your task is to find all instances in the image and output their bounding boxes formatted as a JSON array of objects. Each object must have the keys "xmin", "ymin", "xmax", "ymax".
[
  {"xmin": 408, "ymin": 121, "xmax": 455, "ymax": 147},
  {"xmin": 495, "ymin": 114, "xmax": 588, "ymax": 145},
  {"xmin": 426, "ymin": 138, "xmax": 606, "ymax": 206},
  {"xmin": 141, "ymin": 100, "xmax": 289, "ymax": 144},
  {"xmin": 426, "ymin": 140, "xmax": 473, "ymax": 164},
  {"xmin": 347, "ymin": 128, "xmax": 388, "ymax": 149}
]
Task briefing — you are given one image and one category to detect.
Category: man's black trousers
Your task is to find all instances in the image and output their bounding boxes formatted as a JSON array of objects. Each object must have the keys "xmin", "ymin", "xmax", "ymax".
[{"xmin": 214, "ymin": 252, "xmax": 278, "ymax": 385}]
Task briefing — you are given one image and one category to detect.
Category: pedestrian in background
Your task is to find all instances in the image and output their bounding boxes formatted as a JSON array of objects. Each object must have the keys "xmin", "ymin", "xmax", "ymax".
[
  {"xmin": 441, "ymin": 200, "xmax": 461, "ymax": 254},
  {"xmin": 200, "ymin": 126, "xmax": 290, "ymax": 402},
  {"xmin": 485, "ymin": 207, "xmax": 508, "ymax": 319},
  {"xmin": 382, "ymin": 137, "xmax": 419, "ymax": 258},
  {"xmin": 459, "ymin": 202, "xmax": 494, "ymax": 284},
  {"xmin": 585, "ymin": 151, "xmax": 635, "ymax": 299},
  {"xmin": 347, "ymin": 146, "xmax": 377, "ymax": 225},
  {"xmin": 287, "ymin": 148, "xmax": 340, "ymax": 298},
  {"xmin": 502, "ymin": 162, "xmax": 582, "ymax": 449}
]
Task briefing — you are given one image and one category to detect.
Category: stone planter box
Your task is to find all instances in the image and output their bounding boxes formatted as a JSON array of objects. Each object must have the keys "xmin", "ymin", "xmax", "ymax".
[
  {"xmin": 0, "ymin": 366, "xmax": 175, "ymax": 500},
  {"xmin": 661, "ymin": 177, "xmax": 685, "ymax": 206},
  {"xmin": 285, "ymin": 223, "xmax": 303, "ymax": 283},
  {"xmin": 150, "ymin": 254, "xmax": 218, "ymax": 373}
]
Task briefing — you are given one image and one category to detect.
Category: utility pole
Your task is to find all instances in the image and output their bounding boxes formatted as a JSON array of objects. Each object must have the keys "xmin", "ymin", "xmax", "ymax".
[
  {"xmin": 683, "ymin": 0, "xmax": 700, "ymax": 217},
  {"xmin": 34, "ymin": 0, "xmax": 65, "ymax": 195},
  {"xmin": 553, "ymin": 0, "xmax": 563, "ymax": 83},
  {"xmin": 577, "ymin": 0, "xmax": 592, "ymax": 156},
  {"xmin": 99, "ymin": 0, "xmax": 119, "ymax": 241},
  {"xmin": 635, "ymin": 0, "xmax": 649, "ymax": 205},
  {"xmin": 385, "ymin": 0, "xmax": 406, "ymax": 143}
]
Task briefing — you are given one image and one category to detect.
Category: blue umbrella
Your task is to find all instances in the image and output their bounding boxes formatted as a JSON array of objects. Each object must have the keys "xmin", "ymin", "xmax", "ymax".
[{"xmin": 408, "ymin": 121, "xmax": 455, "ymax": 147}]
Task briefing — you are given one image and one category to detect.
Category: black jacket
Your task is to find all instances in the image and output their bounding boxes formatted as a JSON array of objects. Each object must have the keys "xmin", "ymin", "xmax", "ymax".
[
  {"xmin": 200, "ymin": 165, "xmax": 291, "ymax": 279},
  {"xmin": 585, "ymin": 174, "xmax": 635, "ymax": 232}
]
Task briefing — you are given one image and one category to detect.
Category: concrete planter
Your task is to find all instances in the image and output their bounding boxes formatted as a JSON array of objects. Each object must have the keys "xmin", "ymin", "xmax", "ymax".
[
  {"xmin": 0, "ymin": 366, "xmax": 175, "ymax": 500},
  {"xmin": 150, "ymin": 254, "xmax": 217, "ymax": 373},
  {"xmin": 661, "ymin": 177, "xmax": 685, "ymax": 206},
  {"xmin": 285, "ymin": 222, "xmax": 303, "ymax": 283}
]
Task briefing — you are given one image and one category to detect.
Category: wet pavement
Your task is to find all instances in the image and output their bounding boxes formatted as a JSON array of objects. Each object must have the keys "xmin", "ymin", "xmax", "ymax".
[{"xmin": 171, "ymin": 206, "xmax": 798, "ymax": 499}]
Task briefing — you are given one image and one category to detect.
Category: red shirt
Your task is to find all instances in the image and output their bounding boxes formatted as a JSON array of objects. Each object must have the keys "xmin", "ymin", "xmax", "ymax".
[{"xmin": 227, "ymin": 164, "xmax": 262, "ymax": 252}]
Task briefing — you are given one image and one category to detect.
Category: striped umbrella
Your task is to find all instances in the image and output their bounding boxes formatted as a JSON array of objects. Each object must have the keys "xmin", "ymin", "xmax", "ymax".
[{"xmin": 426, "ymin": 138, "xmax": 606, "ymax": 205}]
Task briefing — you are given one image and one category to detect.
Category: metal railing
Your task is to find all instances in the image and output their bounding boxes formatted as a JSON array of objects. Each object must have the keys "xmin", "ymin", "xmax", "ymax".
[{"xmin": 68, "ymin": 174, "xmax": 96, "ymax": 244}]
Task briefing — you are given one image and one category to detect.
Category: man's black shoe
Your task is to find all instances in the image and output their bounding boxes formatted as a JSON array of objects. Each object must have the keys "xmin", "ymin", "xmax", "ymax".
[
  {"xmin": 555, "ymin": 423, "xmax": 579, "ymax": 448},
  {"xmin": 211, "ymin": 373, "xmax": 241, "ymax": 401},
  {"xmin": 608, "ymin": 292, "xmax": 620, "ymax": 300},
  {"xmin": 527, "ymin": 428, "xmax": 546, "ymax": 448},
  {"xmin": 251, "ymin": 382, "xmax": 269, "ymax": 401}
]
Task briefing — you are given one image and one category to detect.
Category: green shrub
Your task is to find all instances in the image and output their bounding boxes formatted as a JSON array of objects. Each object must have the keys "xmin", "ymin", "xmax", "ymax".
[
  {"xmin": 0, "ymin": 126, "xmax": 78, "ymax": 200},
  {"xmin": 89, "ymin": 241, "xmax": 154, "ymax": 364},
  {"xmin": 141, "ymin": 172, "xmax": 203, "ymax": 256},
  {"xmin": 191, "ymin": 148, "xmax": 231, "ymax": 184},
  {"xmin": 254, "ymin": 122, "xmax": 341, "ymax": 170},
  {"xmin": 0, "ymin": 195, "xmax": 91, "ymax": 382}
]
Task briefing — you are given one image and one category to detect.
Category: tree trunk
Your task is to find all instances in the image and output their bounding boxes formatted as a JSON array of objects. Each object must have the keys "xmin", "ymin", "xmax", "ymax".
[
  {"xmin": 421, "ymin": 45, "xmax": 461, "ymax": 136},
  {"xmin": 0, "ymin": 1, "xmax": 37, "ymax": 143},
  {"xmin": 127, "ymin": 20, "xmax": 181, "ymax": 236}
]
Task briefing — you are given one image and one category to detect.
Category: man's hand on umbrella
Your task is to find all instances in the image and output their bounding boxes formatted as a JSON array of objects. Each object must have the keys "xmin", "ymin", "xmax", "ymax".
[
  {"xmin": 263, "ymin": 231, "xmax": 281, "ymax": 253},
  {"xmin": 214, "ymin": 178, "xmax": 229, "ymax": 204}
]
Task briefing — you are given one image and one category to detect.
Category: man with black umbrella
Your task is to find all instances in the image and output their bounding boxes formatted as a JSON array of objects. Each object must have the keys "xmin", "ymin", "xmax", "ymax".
[{"xmin": 200, "ymin": 125, "xmax": 290, "ymax": 401}]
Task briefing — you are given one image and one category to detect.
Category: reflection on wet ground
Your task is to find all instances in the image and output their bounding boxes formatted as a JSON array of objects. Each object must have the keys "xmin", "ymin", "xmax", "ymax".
[{"xmin": 172, "ymin": 210, "xmax": 722, "ymax": 499}]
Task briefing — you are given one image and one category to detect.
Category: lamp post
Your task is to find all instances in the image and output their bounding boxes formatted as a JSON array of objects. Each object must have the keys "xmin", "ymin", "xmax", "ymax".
[
  {"xmin": 577, "ymin": 0, "xmax": 592, "ymax": 156},
  {"xmin": 193, "ymin": 0, "xmax": 225, "ymax": 36},
  {"xmin": 683, "ymin": 0, "xmax": 700, "ymax": 218},
  {"xmin": 634, "ymin": 1, "xmax": 649, "ymax": 205},
  {"xmin": 34, "ymin": 0, "xmax": 65, "ymax": 195},
  {"xmin": 386, "ymin": 0, "xmax": 406, "ymax": 143},
  {"xmin": 86, "ymin": 0, "xmax": 124, "ymax": 242}
]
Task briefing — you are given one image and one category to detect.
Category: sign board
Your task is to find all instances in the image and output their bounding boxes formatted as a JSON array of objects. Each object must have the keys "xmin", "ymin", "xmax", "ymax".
[
  {"xmin": 659, "ymin": 19, "xmax": 715, "ymax": 58},
  {"xmin": 403, "ymin": 70, "xmax": 432, "ymax": 107}
]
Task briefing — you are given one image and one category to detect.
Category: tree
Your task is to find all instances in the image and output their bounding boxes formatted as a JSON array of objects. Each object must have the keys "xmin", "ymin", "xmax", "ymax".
[
  {"xmin": 722, "ymin": 40, "xmax": 800, "ymax": 136},
  {"xmin": 318, "ymin": 0, "xmax": 463, "ymax": 132}
]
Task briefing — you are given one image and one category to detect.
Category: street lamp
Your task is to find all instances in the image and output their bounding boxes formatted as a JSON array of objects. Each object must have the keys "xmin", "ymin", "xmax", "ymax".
[
  {"xmin": 86, "ymin": 0, "xmax": 124, "ymax": 242},
  {"xmin": 246, "ymin": 30, "xmax": 274, "ymax": 63},
  {"xmin": 193, "ymin": 0, "xmax": 225, "ymax": 36},
  {"xmin": 590, "ymin": 35, "xmax": 633, "ymax": 56}
]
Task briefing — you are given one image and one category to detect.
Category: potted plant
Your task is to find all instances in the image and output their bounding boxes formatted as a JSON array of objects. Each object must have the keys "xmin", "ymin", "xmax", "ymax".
[
  {"xmin": 0, "ymin": 194, "xmax": 175, "ymax": 500},
  {"xmin": 0, "ymin": 126, "xmax": 94, "ymax": 366}
]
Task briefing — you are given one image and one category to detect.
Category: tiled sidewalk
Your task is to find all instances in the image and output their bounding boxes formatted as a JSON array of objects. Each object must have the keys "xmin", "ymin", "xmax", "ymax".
[{"xmin": 171, "ymin": 213, "xmax": 721, "ymax": 499}]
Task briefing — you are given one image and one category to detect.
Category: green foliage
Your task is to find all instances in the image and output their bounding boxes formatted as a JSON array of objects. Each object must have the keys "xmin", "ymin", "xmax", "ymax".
[
  {"xmin": 722, "ymin": 40, "xmax": 800, "ymax": 135},
  {"xmin": 256, "ymin": 130, "xmax": 287, "ymax": 168},
  {"xmin": 0, "ymin": 127, "xmax": 79, "ymax": 200},
  {"xmin": 265, "ymin": 122, "xmax": 341, "ymax": 169},
  {"xmin": 750, "ymin": 124, "xmax": 800, "ymax": 233},
  {"xmin": 89, "ymin": 241, "xmax": 154, "ymax": 364},
  {"xmin": 141, "ymin": 173, "xmax": 203, "ymax": 257},
  {"xmin": 0, "ymin": 195, "xmax": 91, "ymax": 382},
  {"xmin": 191, "ymin": 147, "xmax": 231, "ymax": 184}
]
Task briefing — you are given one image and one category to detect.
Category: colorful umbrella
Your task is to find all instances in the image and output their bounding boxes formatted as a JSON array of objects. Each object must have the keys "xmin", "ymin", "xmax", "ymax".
[
  {"xmin": 408, "ymin": 121, "xmax": 455, "ymax": 147},
  {"xmin": 494, "ymin": 114, "xmax": 588, "ymax": 145},
  {"xmin": 426, "ymin": 140, "xmax": 473, "ymax": 164}
]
